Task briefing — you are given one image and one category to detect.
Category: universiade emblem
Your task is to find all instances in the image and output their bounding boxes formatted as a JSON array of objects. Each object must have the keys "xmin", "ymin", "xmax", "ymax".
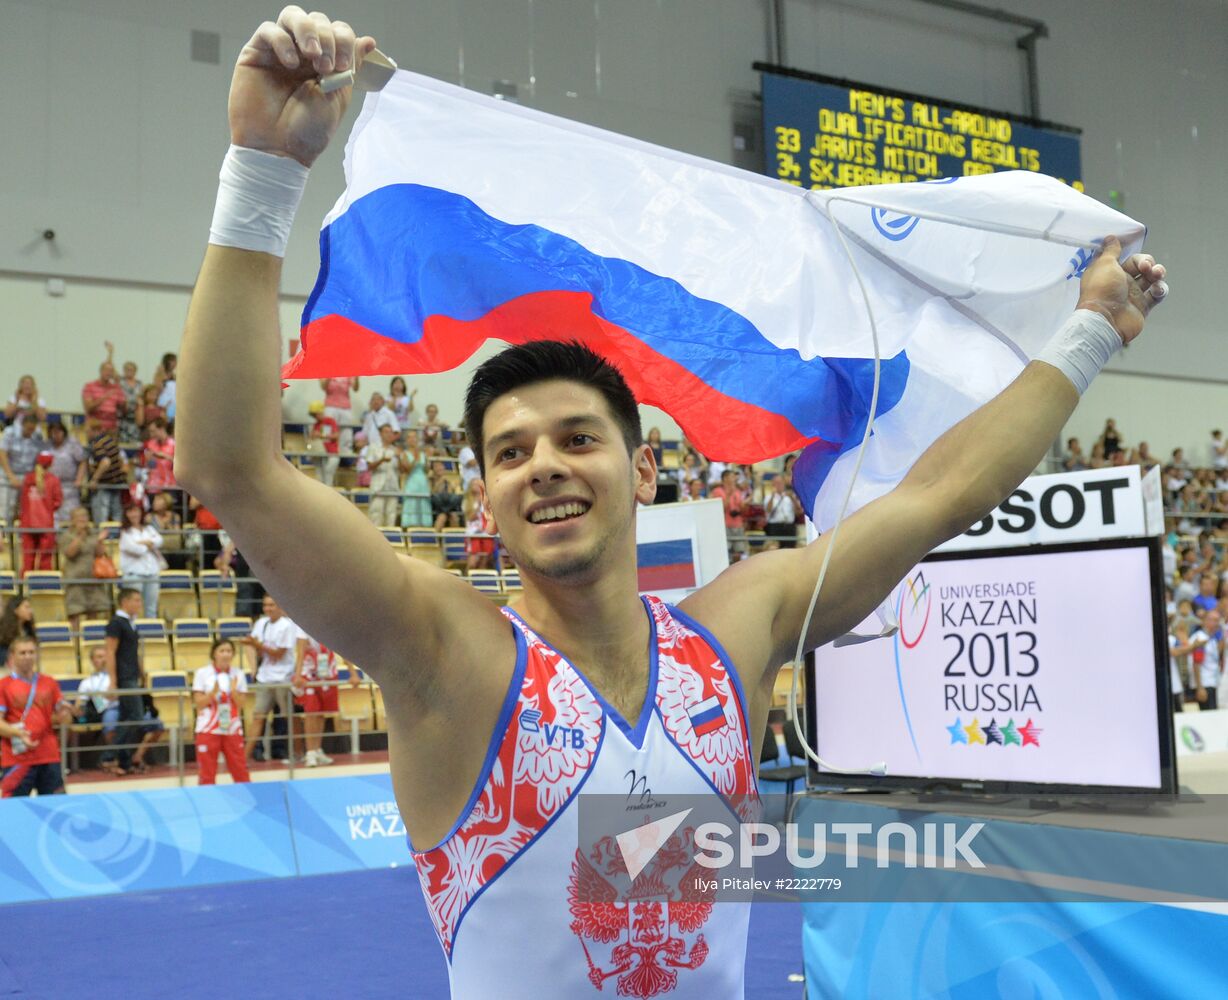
[{"xmin": 567, "ymin": 826, "xmax": 714, "ymax": 997}]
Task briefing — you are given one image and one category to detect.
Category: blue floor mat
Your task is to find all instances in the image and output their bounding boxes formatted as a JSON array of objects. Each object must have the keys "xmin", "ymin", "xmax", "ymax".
[{"xmin": 0, "ymin": 866, "xmax": 804, "ymax": 998}]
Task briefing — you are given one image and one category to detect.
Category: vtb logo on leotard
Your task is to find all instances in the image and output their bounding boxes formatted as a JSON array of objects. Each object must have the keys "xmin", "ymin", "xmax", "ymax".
[{"xmin": 519, "ymin": 707, "xmax": 585, "ymax": 749}]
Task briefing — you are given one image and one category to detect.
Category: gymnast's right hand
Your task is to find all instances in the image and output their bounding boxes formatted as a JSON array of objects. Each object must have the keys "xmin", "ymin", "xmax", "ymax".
[{"xmin": 228, "ymin": 6, "xmax": 376, "ymax": 168}]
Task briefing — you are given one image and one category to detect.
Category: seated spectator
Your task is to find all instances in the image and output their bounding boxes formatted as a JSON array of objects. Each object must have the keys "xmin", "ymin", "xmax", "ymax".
[
  {"xmin": 464, "ymin": 478, "xmax": 493, "ymax": 570},
  {"xmin": 85, "ymin": 414, "xmax": 130, "ymax": 525},
  {"xmin": 1088, "ymin": 441, "xmax": 1107, "ymax": 469},
  {"xmin": 360, "ymin": 392, "xmax": 398, "ymax": 446},
  {"xmin": 0, "ymin": 597, "xmax": 35, "ymax": 667},
  {"xmin": 19, "ymin": 453, "xmax": 61, "ymax": 575},
  {"xmin": 193, "ymin": 639, "xmax": 251, "ymax": 784},
  {"xmin": 59, "ymin": 508, "xmax": 112, "ymax": 629},
  {"xmin": 136, "ymin": 384, "xmax": 165, "ymax": 433},
  {"xmin": 1062, "ymin": 437, "xmax": 1087, "ymax": 472},
  {"xmin": 1172, "ymin": 447, "xmax": 1191, "ymax": 474},
  {"xmin": 0, "ymin": 413, "xmax": 46, "ymax": 522},
  {"xmin": 677, "ymin": 450, "xmax": 705, "ymax": 490},
  {"xmin": 118, "ymin": 503, "xmax": 163, "ymax": 617},
  {"xmin": 4, "ymin": 375, "xmax": 46, "ymax": 425},
  {"xmin": 1174, "ymin": 566, "xmax": 1199, "ymax": 607},
  {"xmin": 118, "ymin": 356, "xmax": 143, "ymax": 444},
  {"xmin": 306, "ymin": 401, "xmax": 340, "ymax": 487},
  {"xmin": 46, "ymin": 419, "xmax": 85, "ymax": 526},
  {"xmin": 73, "ymin": 645, "xmax": 122, "ymax": 774},
  {"xmin": 362, "ymin": 424, "xmax": 402, "ymax": 527},
  {"xmin": 82, "ymin": 350, "xmax": 127, "ymax": 434},
  {"xmin": 429, "ymin": 461, "xmax": 462, "ymax": 530},
  {"xmin": 388, "ymin": 376, "xmax": 417, "ymax": 430},
  {"xmin": 418, "ymin": 402, "xmax": 447, "ymax": 450},
  {"xmin": 129, "ymin": 696, "xmax": 166, "ymax": 772},
  {"xmin": 1130, "ymin": 441, "xmax": 1157, "ymax": 473}
]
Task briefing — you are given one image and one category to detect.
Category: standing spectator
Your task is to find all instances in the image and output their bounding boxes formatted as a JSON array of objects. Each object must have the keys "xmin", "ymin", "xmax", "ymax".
[
  {"xmin": 1212, "ymin": 430, "xmax": 1228, "ymax": 472},
  {"xmin": 1098, "ymin": 418, "xmax": 1122, "ymax": 459},
  {"xmin": 73, "ymin": 645, "xmax": 123, "ymax": 773},
  {"xmin": 399, "ymin": 429, "xmax": 432, "ymax": 528},
  {"xmin": 388, "ymin": 376, "xmax": 416, "ymax": 430},
  {"xmin": 418, "ymin": 402, "xmax": 447, "ymax": 450},
  {"xmin": 320, "ymin": 375, "xmax": 359, "ymax": 453},
  {"xmin": 464, "ymin": 478, "xmax": 494, "ymax": 570},
  {"xmin": 307, "ymin": 401, "xmax": 340, "ymax": 487},
  {"xmin": 1187, "ymin": 609, "xmax": 1223, "ymax": 711},
  {"xmin": 118, "ymin": 503, "xmax": 163, "ymax": 617},
  {"xmin": 19, "ymin": 453, "xmax": 61, "ymax": 574},
  {"xmin": 0, "ymin": 637, "xmax": 72, "ymax": 797},
  {"xmin": 153, "ymin": 353, "xmax": 178, "ymax": 423},
  {"xmin": 0, "ymin": 597, "xmax": 35, "ymax": 667},
  {"xmin": 243, "ymin": 595, "xmax": 297, "ymax": 763},
  {"xmin": 192, "ymin": 638, "xmax": 251, "ymax": 785},
  {"xmin": 0, "ymin": 413, "xmax": 46, "ymax": 522},
  {"xmin": 4, "ymin": 375, "xmax": 46, "ymax": 425},
  {"xmin": 105, "ymin": 588, "xmax": 144, "ymax": 774},
  {"xmin": 457, "ymin": 442, "xmax": 480, "ymax": 493},
  {"xmin": 85, "ymin": 414, "xmax": 130, "ymax": 524},
  {"xmin": 149, "ymin": 492, "xmax": 188, "ymax": 570},
  {"xmin": 191, "ymin": 498, "xmax": 224, "ymax": 575},
  {"xmin": 1062, "ymin": 437, "xmax": 1087, "ymax": 472},
  {"xmin": 681, "ymin": 478, "xmax": 706, "ymax": 502},
  {"xmin": 363, "ymin": 423, "xmax": 402, "ymax": 527},
  {"xmin": 1172, "ymin": 447, "xmax": 1192, "ymax": 474},
  {"xmin": 292, "ymin": 627, "xmax": 348, "ymax": 768},
  {"xmin": 142, "ymin": 418, "xmax": 179, "ymax": 516},
  {"xmin": 82, "ymin": 351, "xmax": 128, "ymax": 434},
  {"xmin": 646, "ymin": 427, "xmax": 665, "ymax": 466},
  {"xmin": 1194, "ymin": 574, "xmax": 1220, "ymax": 615},
  {"xmin": 360, "ymin": 392, "xmax": 398, "ymax": 446},
  {"xmin": 46, "ymin": 419, "xmax": 86, "ymax": 526},
  {"xmin": 59, "ymin": 508, "xmax": 112, "ymax": 630},
  {"xmin": 429, "ymin": 461, "xmax": 463, "ymax": 531},
  {"xmin": 764, "ymin": 475, "xmax": 798, "ymax": 548},
  {"xmin": 711, "ymin": 468, "xmax": 748, "ymax": 560},
  {"xmin": 136, "ymin": 384, "xmax": 165, "ymax": 434},
  {"xmin": 118, "ymin": 358, "xmax": 143, "ymax": 444}
]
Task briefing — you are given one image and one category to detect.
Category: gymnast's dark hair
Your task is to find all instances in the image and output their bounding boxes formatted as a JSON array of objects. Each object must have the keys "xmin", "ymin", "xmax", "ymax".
[{"xmin": 464, "ymin": 341, "xmax": 643, "ymax": 476}]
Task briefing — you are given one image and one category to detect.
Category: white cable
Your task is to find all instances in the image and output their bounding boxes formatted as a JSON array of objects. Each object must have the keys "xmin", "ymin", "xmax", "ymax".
[{"xmin": 787, "ymin": 194, "xmax": 888, "ymax": 778}]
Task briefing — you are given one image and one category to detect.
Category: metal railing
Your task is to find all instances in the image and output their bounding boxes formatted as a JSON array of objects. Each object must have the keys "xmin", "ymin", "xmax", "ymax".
[{"xmin": 56, "ymin": 678, "xmax": 385, "ymax": 786}]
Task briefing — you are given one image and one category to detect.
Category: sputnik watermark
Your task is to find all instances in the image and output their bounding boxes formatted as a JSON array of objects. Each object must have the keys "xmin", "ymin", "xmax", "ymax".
[{"xmin": 693, "ymin": 820, "xmax": 987, "ymax": 870}]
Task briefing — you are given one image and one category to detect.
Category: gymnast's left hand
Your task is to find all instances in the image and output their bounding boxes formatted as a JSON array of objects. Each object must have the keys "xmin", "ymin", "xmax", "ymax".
[{"xmin": 1076, "ymin": 235, "xmax": 1169, "ymax": 345}]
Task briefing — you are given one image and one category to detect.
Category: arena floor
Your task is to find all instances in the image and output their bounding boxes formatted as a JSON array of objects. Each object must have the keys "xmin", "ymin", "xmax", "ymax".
[{"xmin": 0, "ymin": 866, "xmax": 806, "ymax": 999}]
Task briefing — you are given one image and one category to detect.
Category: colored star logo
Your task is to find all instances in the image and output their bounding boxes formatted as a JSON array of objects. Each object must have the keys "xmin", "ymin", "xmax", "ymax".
[
  {"xmin": 1019, "ymin": 719, "xmax": 1042, "ymax": 747},
  {"xmin": 964, "ymin": 718, "xmax": 985, "ymax": 745},
  {"xmin": 947, "ymin": 718, "xmax": 967, "ymax": 745},
  {"xmin": 983, "ymin": 718, "xmax": 1003, "ymax": 746},
  {"xmin": 1001, "ymin": 719, "xmax": 1021, "ymax": 747}
]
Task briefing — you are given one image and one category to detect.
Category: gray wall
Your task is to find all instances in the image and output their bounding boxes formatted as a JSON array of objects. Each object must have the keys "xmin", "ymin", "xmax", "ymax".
[{"xmin": 1, "ymin": 0, "xmax": 1223, "ymax": 441}]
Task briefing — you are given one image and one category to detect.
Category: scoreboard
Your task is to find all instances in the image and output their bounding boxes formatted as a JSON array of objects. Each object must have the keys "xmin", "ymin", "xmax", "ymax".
[{"xmin": 758, "ymin": 66, "xmax": 1082, "ymax": 192}]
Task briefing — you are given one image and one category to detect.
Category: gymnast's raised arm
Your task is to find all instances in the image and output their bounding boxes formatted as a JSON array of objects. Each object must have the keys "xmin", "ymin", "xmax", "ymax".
[{"xmin": 174, "ymin": 8, "xmax": 513, "ymax": 706}]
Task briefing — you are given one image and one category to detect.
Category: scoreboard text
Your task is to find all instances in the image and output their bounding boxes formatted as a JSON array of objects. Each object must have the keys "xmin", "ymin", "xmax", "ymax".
[{"xmin": 761, "ymin": 70, "xmax": 1082, "ymax": 192}]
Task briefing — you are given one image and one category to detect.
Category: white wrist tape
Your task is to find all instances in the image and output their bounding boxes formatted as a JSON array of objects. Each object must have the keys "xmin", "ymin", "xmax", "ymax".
[
  {"xmin": 208, "ymin": 145, "xmax": 309, "ymax": 257},
  {"xmin": 1034, "ymin": 309, "xmax": 1122, "ymax": 395}
]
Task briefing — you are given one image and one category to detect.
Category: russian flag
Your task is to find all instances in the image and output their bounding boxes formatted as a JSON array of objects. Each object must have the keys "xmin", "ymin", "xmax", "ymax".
[
  {"xmin": 688, "ymin": 695, "xmax": 728, "ymax": 738},
  {"xmin": 287, "ymin": 68, "xmax": 1146, "ymax": 528},
  {"xmin": 636, "ymin": 539, "xmax": 697, "ymax": 593}
]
